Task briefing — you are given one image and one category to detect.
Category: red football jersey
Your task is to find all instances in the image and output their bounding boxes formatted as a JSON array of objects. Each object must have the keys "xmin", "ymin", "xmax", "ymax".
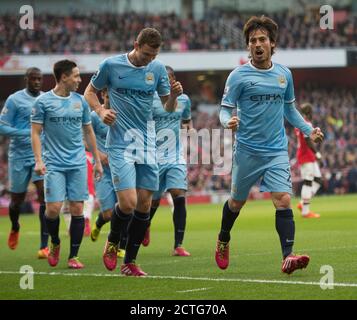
[
  {"xmin": 86, "ymin": 151, "xmax": 95, "ymax": 196},
  {"xmin": 295, "ymin": 120, "xmax": 316, "ymax": 164}
]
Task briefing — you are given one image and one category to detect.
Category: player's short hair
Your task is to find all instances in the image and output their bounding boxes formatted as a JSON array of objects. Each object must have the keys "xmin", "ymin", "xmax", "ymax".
[
  {"xmin": 53, "ymin": 60, "xmax": 77, "ymax": 82},
  {"xmin": 137, "ymin": 28, "xmax": 162, "ymax": 49},
  {"xmin": 25, "ymin": 67, "xmax": 41, "ymax": 77},
  {"xmin": 243, "ymin": 16, "xmax": 278, "ymax": 55},
  {"xmin": 301, "ymin": 103, "xmax": 313, "ymax": 116}
]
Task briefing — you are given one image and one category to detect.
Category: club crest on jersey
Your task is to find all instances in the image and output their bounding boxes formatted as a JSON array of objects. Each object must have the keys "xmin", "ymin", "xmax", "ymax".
[
  {"xmin": 145, "ymin": 72, "xmax": 155, "ymax": 85},
  {"xmin": 278, "ymin": 75, "xmax": 287, "ymax": 88},
  {"xmin": 72, "ymin": 102, "xmax": 81, "ymax": 111}
]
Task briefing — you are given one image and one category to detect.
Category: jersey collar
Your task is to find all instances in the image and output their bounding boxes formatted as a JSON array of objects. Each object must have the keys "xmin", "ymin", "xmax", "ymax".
[{"xmin": 248, "ymin": 60, "xmax": 275, "ymax": 72}]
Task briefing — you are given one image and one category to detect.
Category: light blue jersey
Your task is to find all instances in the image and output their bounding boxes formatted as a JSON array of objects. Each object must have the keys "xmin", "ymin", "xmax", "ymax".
[
  {"xmin": 31, "ymin": 90, "xmax": 91, "ymax": 170},
  {"xmin": 91, "ymin": 111, "xmax": 108, "ymax": 154},
  {"xmin": 153, "ymin": 92, "xmax": 191, "ymax": 163},
  {"xmin": 0, "ymin": 89, "xmax": 42, "ymax": 161},
  {"xmin": 91, "ymin": 54, "xmax": 170, "ymax": 154},
  {"xmin": 222, "ymin": 61, "xmax": 296, "ymax": 156}
]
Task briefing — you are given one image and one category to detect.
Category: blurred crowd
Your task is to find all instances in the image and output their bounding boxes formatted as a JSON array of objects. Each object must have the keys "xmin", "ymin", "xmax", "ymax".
[{"xmin": 0, "ymin": 8, "xmax": 356, "ymax": 55}]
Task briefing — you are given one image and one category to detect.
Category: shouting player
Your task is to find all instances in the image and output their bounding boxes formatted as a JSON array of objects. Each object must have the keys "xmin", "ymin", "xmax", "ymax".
[{"xmin": 215, "ymin": 16, "xmax": 324, "ymax": 274}]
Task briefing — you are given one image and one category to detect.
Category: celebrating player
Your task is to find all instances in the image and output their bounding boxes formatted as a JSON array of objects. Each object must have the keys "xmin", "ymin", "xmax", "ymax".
[
  {"xmin": 142, "ymin": 66, "xmax": 192, "ymax": 257},
  {"xmin": 215, "ymin": 16, "xmax": 324, "ymax": 274},
  {"xmin": 0, "ymin": 68, "xmax": 49, "ymax": 258},
  {"xmin": 295, "ymin": 103, "xmax": 322, "ymax": 218},
  {"xmin": 84, "ymin": 28, "xmax": 183, "ymax": 276},
  {"xmin": 31, "ymin": 60, "xmax": 103, "ymax": 269}
]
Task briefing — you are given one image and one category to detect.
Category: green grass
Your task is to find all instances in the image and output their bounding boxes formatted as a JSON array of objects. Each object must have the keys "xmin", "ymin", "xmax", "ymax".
[{"xmin": 0, "ymin": 194, "xmax": 357, "ymax": 300}]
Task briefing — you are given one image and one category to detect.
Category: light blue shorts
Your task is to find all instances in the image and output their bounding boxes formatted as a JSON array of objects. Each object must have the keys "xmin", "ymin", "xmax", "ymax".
[
  {"xmin": 8, "ymin": 158, "xmax": 43, "ymax": 193},
  {"xmin": 152, "ymin": 164, "xmax": 187, "ymax": 200},
  {"xmin": 95, "ymin": 164, "xmax": 117, "ymax": 212},
  {"xmin": 108, "ymin": 149, "xmax": 159, "ymax": 192},
  {"xmin": 44, "ymin": 166, "xmax": 88, "ymax": 203},
  {"xmin": 231, "ymin": 151, "xmax": 292, "ymax": 201}
]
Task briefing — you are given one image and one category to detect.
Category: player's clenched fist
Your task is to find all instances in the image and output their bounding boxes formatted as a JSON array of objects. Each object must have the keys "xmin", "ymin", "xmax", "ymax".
[
  {"xmin": 227, "ymin": 116, "xmax": 240, "ymax": 131},
  {"xmin": 99, "ymin": 108, "xmax": 116, "ymax": 125},
  {"xmin": 34, "ymin": 161, "xmax": 46, "ymax": 176},
  {"xmin": 170, "ymin": 80, "xmax": 183, "ymax": 98},
  {"xmin": 310, "ymin": 127, "xmax": 324, "ymax": 143}
]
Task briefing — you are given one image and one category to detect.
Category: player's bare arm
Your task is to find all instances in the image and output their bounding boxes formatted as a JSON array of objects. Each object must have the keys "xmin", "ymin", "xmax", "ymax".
[
  {"xmin": 83, "ymin": 124, "xmax": 103, "ymax": 180},
  {"xmin": 31, "ymin": 122, "xmax": 46, "ymax": 175},
  {"xmin": 160, "ymin": 80, "xmax": 183, "ymax": 112},
  {"xmin": 84, "ymin": 83, "xmax": 116, "ymax": 125}
]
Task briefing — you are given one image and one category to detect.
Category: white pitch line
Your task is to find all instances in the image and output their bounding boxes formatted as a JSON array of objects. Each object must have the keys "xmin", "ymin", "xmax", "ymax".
[
  {"xmin": 177, "ymin": 287, "xmax": 212, "ymax": 293},
  {"xmin": 1, "ymin": 270, "xmax": 357, "ymax": 288}
]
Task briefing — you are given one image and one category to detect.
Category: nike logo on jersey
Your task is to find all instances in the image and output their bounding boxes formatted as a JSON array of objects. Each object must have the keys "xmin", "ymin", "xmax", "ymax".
[
  {"xmin": 250, "ymin": 81, "xmax": 259, "ymax": 86},
  {"xmin": 118, "ymin": 75, "xmax": 128, "ymax": 79}
]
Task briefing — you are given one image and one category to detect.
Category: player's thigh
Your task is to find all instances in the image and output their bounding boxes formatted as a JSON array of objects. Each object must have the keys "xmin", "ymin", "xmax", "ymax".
[
  {"xmin": 136, "ymin": 163, "xmax": 159, "ymax": 192},
  {"xmin": 44, "ymin": 170, "xmax": 66, "ymax": 203},
  {"xmin": 261, "ymin": 154, "xmax": 292, "ymax": 194},
  {"xmin": 108, "ymin": 149, "xmax": 137, "ymax": 191},
  {"xmin": 231, "ymin": 152, "xmax": 265, "ymax": 201},
  {"xmin": 165, "ymin": 164, "xmax": 187, "ymax": 195},
  {"xmin": 66, "ymin": 167, "xmax": 88, "ymax": 202},
  {"xmin": 95, "ymin": 165, "xmax": 117, "ymax": 212},
  {"xmin": 313, "ymin": 162, "xmax": 322, "ymax": 178},
  {"xmin": 8, "ymin": 159, "xmax": 32, "ymax": 193},
  {"xmin": 300, "ymin": 162, "xmax": 314, "ymax": 181}
]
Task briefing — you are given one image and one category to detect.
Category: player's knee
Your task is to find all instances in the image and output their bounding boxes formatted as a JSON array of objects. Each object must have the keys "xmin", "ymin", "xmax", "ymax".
[
  {"xmin": 46, "ymin": 203, "xmax": 62, "ymax": 217},
  {"xmin": 69, "ymin": 201, "xmax": 84, "ymax": 216},
  {"xmin": 169, "ymin": 189, "xmax": 185, "ymax": 199},
  {"xmin": 102, "ymin": 209, "xmax": 112, "ymax": 221},
  {"xmin": 228, "ymin": 198, "xmax": 246, "ymax": 212},
  {"xmin": 119, "ymin": 200, "xmax": 136, "ymax": 213},
  {"xmin": 272, "ymin": 192, "xmax": 291, "ymax": 209}
]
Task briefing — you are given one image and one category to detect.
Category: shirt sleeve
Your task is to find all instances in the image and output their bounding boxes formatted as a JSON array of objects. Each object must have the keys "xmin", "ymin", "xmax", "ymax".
[
  {"xmin": 31, "ymin": 98, "xmax": 45, "ymax": 124},
  {"xmin": 284, "ymin": 68, "xmax": 296, "ymax": 104},
  {"xmin": 156, "ymin": 64, "xmax": 171, "ymax": 97},
  {"xmin": 82, "ymin": 98, "xmax": 92, "ymax": 125},
  {"xmin": 181, "ymin": 96, "xmax": 192, "ymax": 120},
  {"xmin": 0, "ymin": 96, "xmax": 17, "ymax": 126},
  {"xmin": 284, "ymin": 102, "xmax": 313, "ymax": 136},
  {"xmin": 91, "ymin": 59, "xmax": 109, "ymax": 90},
  {"xmin": 221, "ymin": 70, "xmax": 242, "ymax": 108}
]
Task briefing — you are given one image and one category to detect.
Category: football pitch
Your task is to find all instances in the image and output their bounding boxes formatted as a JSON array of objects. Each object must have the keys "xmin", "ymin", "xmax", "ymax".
[{"xmin": 0, "ymin": 194, "xmax": 356, "ymax": 300}]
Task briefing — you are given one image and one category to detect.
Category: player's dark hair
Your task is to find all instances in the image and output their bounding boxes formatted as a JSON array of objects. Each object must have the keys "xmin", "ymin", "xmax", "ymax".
[
  {"xmin": 53, "ymin": 60, "xmax": 77, "ymax": 82},
  {"xmin": 137, "ymin": 28, "xmax": 162, "ymax": 49},
  {"xmin": 243, "ymin": 16, "xmax": 278, "ymax": 55}
]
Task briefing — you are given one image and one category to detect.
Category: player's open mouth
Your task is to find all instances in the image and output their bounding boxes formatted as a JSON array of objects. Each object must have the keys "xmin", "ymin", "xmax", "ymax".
[{"xmin": 255, "ymin": 50, "xmax": 264, "ymax": 57}]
